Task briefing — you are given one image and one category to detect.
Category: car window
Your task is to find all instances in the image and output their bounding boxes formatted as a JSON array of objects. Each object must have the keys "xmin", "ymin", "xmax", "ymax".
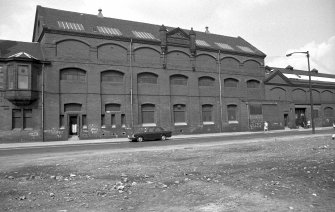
[
  {"xmin": 148, "ymin": 128, "xmax": 155, "ymax": 132},
  {"xmin": 156, "ymin": 127, "xmax": 164, "ymax": 132}
]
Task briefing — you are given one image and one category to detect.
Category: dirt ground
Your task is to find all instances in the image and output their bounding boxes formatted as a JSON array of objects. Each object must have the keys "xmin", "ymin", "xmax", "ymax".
[{"xmin": 0, "ymin": 134, "xmax": 334, "ymax": 212}]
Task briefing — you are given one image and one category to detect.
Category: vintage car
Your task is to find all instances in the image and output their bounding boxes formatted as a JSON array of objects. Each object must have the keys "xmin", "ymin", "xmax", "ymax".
[{"xmin": 127, "ymin": 126, "xmax": 172, "ymax": 142}]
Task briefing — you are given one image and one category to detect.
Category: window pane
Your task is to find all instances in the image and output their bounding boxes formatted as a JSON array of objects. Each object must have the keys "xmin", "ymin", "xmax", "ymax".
[
  {"xmin": 224, "ymin": 78, "xmax": 238, "ymax": 87},
  {"xmin": 324, "ymin": 107, "xmax": 333, "ymax": 117},
  {"xmin": 101, "ymin": 114, "xmax": 105, "ymax": 126},
  {"xmin": 105, "ymin": 104, "xmax": 121, "ymax": 112},
  {"xmin": 0, "ymin": 65, "xmax": 4, "ymax": 89},
  {"xmin": 61, "ymin": 68, "xmax": 86, "ymax": 81},
  {"xmin": 60, "ymin": 115, "xmax": 64, "ymax": 128},
  {"xmin": 111, "ymin": 114, "xmax": 116, "ymax": 126},
  {"xmin": 23, "ymin": 109, "xmax": 32, "ymax": 129},
  {"xmin": 227, "ymin": 105, "xmax": 237, "ymax": 121},
  {"xmin": 101, "ymin": 71, "xmax": 124, "ymax": 82},
  {"xmin": 18, "ymin": 66, "xmax": 29, "ymax": 89},
  {"xmin": 142, "ymin": 111, "xmax": 154, "ymax": 123},
  {"xmin": 7, "ymin": 65, "xmax": 14, "ymax": 89},
  {"xmin": 170, "ymin": 75, "xmax": 187, "ymax": 85},
  {"xmin": 173, "ymin": 105, "xmax": 186, "ymax": 123},
  {"xmin": 82, "ymin": 115, "xmax": 87, "ymax": 126},
  {"xmin": 138, "ymin": 73, "xmax": 157, "ymax": 84},
  {"xmin": 64, "ymin": 103, "xmax": 82, "ymax": 112},
  {"xmin": 12, "ymin": 109, "xmax": 22, "ymax": 129},
  {"xmin": 121, "ymin": 114, "xmax": 126, "ymax": 126},
  {"xmin": 202, "ymin": 105, "xmax": 213, "ymax": 122},
  {"xmin": 247, "ymin": 80, "xmax": 260, "ymax": 88},
  {"xmin": 199, "ymin": 77, "xmax": 214, "ymax": 86}
]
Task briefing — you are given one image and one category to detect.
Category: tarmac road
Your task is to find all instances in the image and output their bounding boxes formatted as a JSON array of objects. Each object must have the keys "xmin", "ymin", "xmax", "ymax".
[{"xmin": 0, "ymin": 128, "xmax": 333, "ymax": 157}]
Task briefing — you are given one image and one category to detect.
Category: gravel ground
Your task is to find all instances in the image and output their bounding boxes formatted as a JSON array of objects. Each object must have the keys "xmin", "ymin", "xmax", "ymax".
[{"xmin": 0, "ymin": 134, "xmax": 334, "ymax": 212}]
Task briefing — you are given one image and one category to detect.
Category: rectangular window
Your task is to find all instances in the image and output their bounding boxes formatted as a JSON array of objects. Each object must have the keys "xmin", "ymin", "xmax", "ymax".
[
  {"xmin": 121, "ymin": 114, "xmax": 126, "ymax": 127},
  {"xmin": 23, "ymin": 109, "xmax": 32, "ymax": 129},
  {"xmin": 202, "ymin": 105, "xmax": 213, "ymax": 123},
  {"xmin": 173, "ymin": 105, "xmax": 186, "ymax": 124},
  {"xmin": 101, "ymin": 114, "xmax": 105, "ymax": 128},
  {"xmin": 18, "ymin": 65, "xmax": 29, "ymax": 89},
  {"xmin": 0, "ymin": 65, "xmax": 4, "ymax": 89},
  {"xmin": 111, "ymin": 114, "xmax": 116, "ymax": 127},
  {"xmin": 7, "ymin": 65, "xmax": 14, "ymax": 89},
  {"xmin": 12, "ymin": 109, "xmax": 22, "ymax": 129},
  {"xmin": 82, "ymin": 115, "xmax": 87, "ymax": 128},
  {"xmin": 227, "ymin": 105, "xmax": 237, "ymax": 121}
]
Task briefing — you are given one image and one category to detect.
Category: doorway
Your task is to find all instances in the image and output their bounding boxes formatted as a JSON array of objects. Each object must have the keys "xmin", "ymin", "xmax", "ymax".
[
  {"xmin": 69, "ymin": 115, "xmax": 79, "ymax": 136},
  {"xmin": 295, "ymin": 108, "xmax": 306, "ymax": 128}
]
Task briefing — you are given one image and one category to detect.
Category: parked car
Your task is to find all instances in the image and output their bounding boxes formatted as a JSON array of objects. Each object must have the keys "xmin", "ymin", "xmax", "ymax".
[{"xmin": 127, "ymin": 126, "xmax": 172, "ymax": 142}]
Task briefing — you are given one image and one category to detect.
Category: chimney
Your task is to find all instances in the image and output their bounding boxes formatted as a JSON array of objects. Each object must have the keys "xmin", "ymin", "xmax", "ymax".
[
  {"xmin": 205, "ymin": 26, "xmax": 210, "ymax": 34},
  {"xmin": 97, "ymin": 9, "xmax": 103, "ymax": 18}
]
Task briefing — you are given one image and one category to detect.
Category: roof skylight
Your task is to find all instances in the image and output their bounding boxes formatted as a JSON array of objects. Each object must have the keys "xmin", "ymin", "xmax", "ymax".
[
  {"xmin": 97, "ymin": 26, "xmax": 122, "ymax": 36},
  {"xmin": 57, "ymin": 21, "xmax": 84, "ymax": 31},
  {"xmin": 237, "ymin": 45, "xmax": 254, "ymax": 53},
  {"xmin": 132, "ymin": 31, "xmax": 157, "ymax": 40},
  {"xmin": 215, "ymin": 42, "xmax": 233, "ymax": 50},
  {"xmin": 196, "ymin": 40, "xmax": 211, "ymax": 47}
]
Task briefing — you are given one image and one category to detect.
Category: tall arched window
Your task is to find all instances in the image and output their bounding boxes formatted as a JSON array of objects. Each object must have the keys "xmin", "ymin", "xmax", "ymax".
[
  {"xmin": 101, "ymin": 70, "xmax": 124, "ymax": 82},
  {"xmin": 60, "ymin": 68, "xmax": 86, "ymax": 81},
  {"xmin": 224, "ymin": 78, "xmax": 238, "ymax": 88},
  {"xmin": 199, "ymin": 76, "xmax": 215, "ymax": 86},
  {"xmin": 173, "ymin": 104, "xmax": 186, "ymax": 124},
  {"xmin": 170, "ymin": 75, "xmax": 188, "ymax": 86},
  {"xmin": 141, "ymin": 104, "xmax": 155, "ymax": 124},
  {"xmin": 138, "ymin": 72, "xmax": 158, "ymax": 84},
  {"xmin": 247, "ymin": 79, "xmax": 260, "ymax": 88}
]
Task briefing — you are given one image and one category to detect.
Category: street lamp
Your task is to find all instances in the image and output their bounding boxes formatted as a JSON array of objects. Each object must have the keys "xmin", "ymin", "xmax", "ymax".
[{"xmin": 286, "ymin": 51, "xmax": 315, "ymax": 134}]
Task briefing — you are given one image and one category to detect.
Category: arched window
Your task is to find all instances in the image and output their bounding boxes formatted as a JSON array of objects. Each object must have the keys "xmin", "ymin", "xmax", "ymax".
[
  {"xmin": 105, "ymin": 103, "xmax": 121, "ymax": 112},
  {"xmin": 247, "ymin": 79, "xmax": 260, "ymax": 88},
  {"xmin": 202, "ymin": 104, "xmax": 213, "ymax": 123},
  {"xmin": 199, "ymin": 76, "xmax": 215, "ymax": 86},
  {"xmin": 60, "ymin": 68, "xmax": 86, "ymax": 81},
  {"xmin": 64, "ymin": 103, "xmax": 82, "ymax": 112},
  {"xmin": 170, "ymin": 75, "xmax": 188, "ymax": 86},
  {"xmin": 224, "ymin": 78, "xmax": 238, "ymax": 88},
  {"xmin": 173, "ymin": 104, "xmax": 186, "ymax": 124},
  {"xmin": 101, "ymin": 70, "xmax": 124, "ymax": 82},
  {"xmin": 138, "ymin": 72, "xmax": 158, "ymax": 84},
  {"xmin": 227, "ymin": 104, "xmax": 237, "ymax": 122},
  {"xmin": 324, "ymin": 107, "xmax": 334, "ymax": 117},
  {"xmin": 141, "ymin": 104, "xmax": 155, "ymax": 124}
]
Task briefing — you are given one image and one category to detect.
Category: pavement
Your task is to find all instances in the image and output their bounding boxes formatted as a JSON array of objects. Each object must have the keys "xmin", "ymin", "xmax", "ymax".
[{"xmin": 0, "ymin": 127, "xmax": 332, "ymax": 149}]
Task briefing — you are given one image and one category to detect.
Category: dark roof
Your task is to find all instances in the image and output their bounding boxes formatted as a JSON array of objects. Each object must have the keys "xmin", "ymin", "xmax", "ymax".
[
  {"xmin": 0, "ymin": 40, "xmax": 43, "ymax": 60},
  {"xmin": 35, "ymin": 6, "xmax": 266, "ymax": 57},
  {"xmin": 269, "ymin": 66, "xmax": 335, "ymax": 79}
]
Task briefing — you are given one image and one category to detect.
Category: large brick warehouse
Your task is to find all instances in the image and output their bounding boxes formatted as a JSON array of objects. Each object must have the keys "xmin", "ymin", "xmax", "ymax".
[{"xmin": 0, "ymin": 6, "xmax": 334, "ymax": 142}]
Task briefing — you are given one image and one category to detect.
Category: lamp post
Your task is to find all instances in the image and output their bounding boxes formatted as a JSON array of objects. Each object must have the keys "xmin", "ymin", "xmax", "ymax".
[{"xmin": 286, "ymin": 51, "xmax": 315, "ymax": 134}]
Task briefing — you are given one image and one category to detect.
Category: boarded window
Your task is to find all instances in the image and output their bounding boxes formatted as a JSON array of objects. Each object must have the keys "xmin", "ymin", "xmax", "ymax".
[
  {"xmin": 227, "ymin": 105, "xmax": 237, "ymax": 121},
  {"xmin": 64, "ymin": 103, "xmax": 82, "ymax": 112},
  {"xmin": 247, "ymin": 79, "xmax": 260, "ymax": 88},
  {"xmin": 324, "ymin": 107, "xmax": 334, "ymax": 117},
  {"xmin": 138, "ymin": 73, "xmax": 158, "ymax": 84},
  {"xmin": 249, "ymin": 104, "xmax": 262, "ymax": 115},
  {"xmin": 18, "ymin": 65, "xmax": 29, "ymax": 89},
  {"xmin": 224, "ymin": 78, "xmax": 238, "ymax": 88},
  {"xmin": 141, "ymin": 104, "xmax": 155, "ymax": 124},
  {"xmin": 23, "ymin": 109, "xmax": 32, "ymax": 129},
  {"xmin": 105, "ymin": 104, "xmax": 121, "ymax": 112},
  {"xmin": 101, "ymin": 71, "xmax": 124, "ymax": 82},
  {"xmin": 173, "ymin": 104, "xmax": 186, "ymax": 123},
  {"xmin": 199, "ymin": 76, "xmax": 214, "ymax": 86},
  {"xmin": 12, "ymin": 109, "xmax": 22, "ymax": 129},
  {"xmin": 60, "ymin": 68, "xmax": 86, "ymax": 81},
  {"xmin": 170, "ymin": 75, "xmax": 188, "ymax": 86},
  {"xmin": 202, "ymin": 104, "xmax": 213, "ymax": 122}
]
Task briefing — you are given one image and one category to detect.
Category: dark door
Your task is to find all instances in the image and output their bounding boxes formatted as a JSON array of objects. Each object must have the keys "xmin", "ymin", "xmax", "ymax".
[
  {"xmin": 69, "ymin": 115, "xmax": 78, "ymax": 135},
  {"xmin": 295, "ymin": 108, "xmax": 306, "ymax": 127},
  {"xmin": 284, "ymin": 114, "xmax": 289, "ymax": 127}
]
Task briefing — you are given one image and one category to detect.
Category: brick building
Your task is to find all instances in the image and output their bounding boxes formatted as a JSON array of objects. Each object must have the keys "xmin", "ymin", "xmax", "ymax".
[{"xmin": 0, "ymin": 6, "xmax": 334, "ymax": 142}]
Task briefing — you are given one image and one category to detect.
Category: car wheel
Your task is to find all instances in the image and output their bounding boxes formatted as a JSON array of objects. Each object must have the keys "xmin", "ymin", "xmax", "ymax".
[
  {"xmin": 137, "ymin": 137, "xmax": 144, "ymax": 142},
  {"xmin": 161, "ymin": 135, "xmax": 166, "ymax": 141}
]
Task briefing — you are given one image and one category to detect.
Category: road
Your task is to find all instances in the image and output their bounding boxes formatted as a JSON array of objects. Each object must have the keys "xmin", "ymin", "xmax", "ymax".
[{"xmin": 0, "ymin": 129, "xmax": 333, "ymax": 157}]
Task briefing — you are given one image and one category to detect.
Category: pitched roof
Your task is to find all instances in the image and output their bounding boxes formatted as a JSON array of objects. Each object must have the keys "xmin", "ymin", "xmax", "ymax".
[
  {"xmin": 35, "ymin": 6, "xmax": 266, "ymax": 57},
  {"xmin": 0, "ymin": 40, "xmax": 43, "ymax": 60}
]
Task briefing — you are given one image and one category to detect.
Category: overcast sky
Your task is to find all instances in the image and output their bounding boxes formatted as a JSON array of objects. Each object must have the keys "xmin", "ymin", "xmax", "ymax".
[{"xmin": 0, "ymin": 0, "xmax": 334, "ymax": 74}]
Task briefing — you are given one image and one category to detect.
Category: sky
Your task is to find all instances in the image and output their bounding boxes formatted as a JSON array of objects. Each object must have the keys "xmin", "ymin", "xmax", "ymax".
[{"xmin": 0, "ymin": 0, "xmax": 334, "ymax": 74}]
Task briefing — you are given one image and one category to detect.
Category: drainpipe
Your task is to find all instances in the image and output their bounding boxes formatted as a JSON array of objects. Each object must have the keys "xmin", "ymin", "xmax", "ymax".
[
  {"xmin": 40, "ymin": 46, "xmax": 45, "ymax": 142},
  {"xmin": 218, "ymin": 50, "xmax": 223, "ymax": 132},
  {"xmin": 129, "ymin": 39, "xmax": 134, "ymax": 128}
]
